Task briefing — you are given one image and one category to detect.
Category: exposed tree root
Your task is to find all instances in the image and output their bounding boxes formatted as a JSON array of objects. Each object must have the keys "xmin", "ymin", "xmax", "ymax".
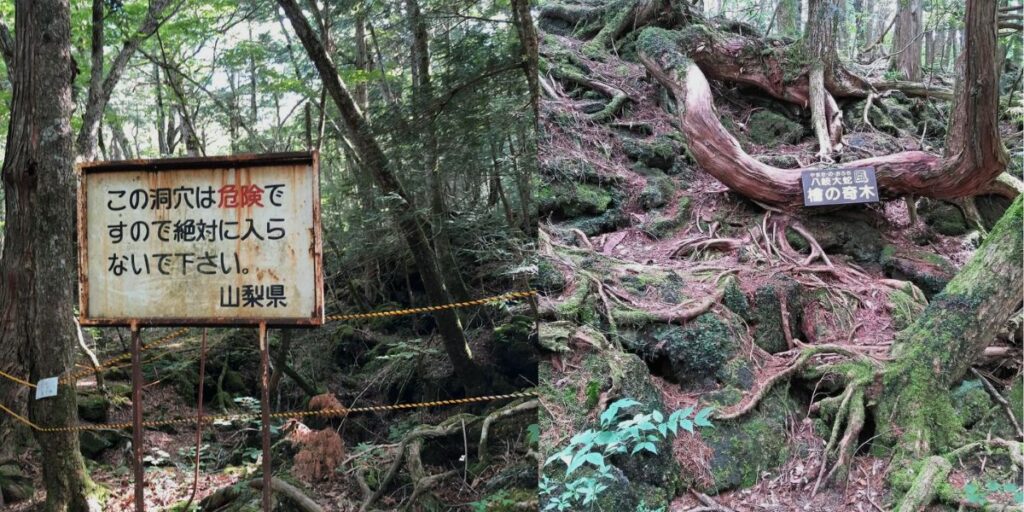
[
  {"xmin": 716, "ymin": 345, "xmax": 878, "ymax": 421},
  {"xmin": 362, "ymin": 414, "xmax": 479, "ymax": 511},
  {"xmin": 812, "ymin": 378, "xmax": 869, "ymax": 494},
  {"xmin": 477, "ymin": 399, "xmax": 539, "ymax": 466},
  {"xmin": 636, "ymin": 17, "xmax": 1007, "ymax": 208},
  {"xmin": 548, "ymin": 64, "xmax": 631, "ymax": 122},
  {"xmin": 671, "ymin": 237, "xmax": 744, "ymax": 258},
  {"xmin": 248, "ymin": 477, "xmax": 327, "ymax": 512},
  {"xmin": 895, "ymin": 456, "xmax": 951, "ymax": 512}
]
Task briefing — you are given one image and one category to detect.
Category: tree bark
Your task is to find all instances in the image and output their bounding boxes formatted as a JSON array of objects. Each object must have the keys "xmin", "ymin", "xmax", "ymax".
[
  {"xmin": 0, "ymin": 0, "xmax": 100, "ymax": 510},
  {"xmin": 777, "ymin": 0, "xmax": 802, "ymax": 39},
  {"xmin": 890, "ymin": 0, "xmax": 924, "ymax": 80},
  {"xmin": 636, "ymin": 0, "xmax": 1005, "ymax": 208},
  {"xmin": 877, "ymin": 196, "xmax": 1022, "ymax": 457},
  {"xmin": 804, "ymin": 0, "xmax": 844, "ymax": 159},
  {"xmin": 405, "ymin": 0, "xmax": 470, "ymax": 302},
  {"xmin": 276, "ymin": 0, "xmax": 483, "ymax": 388},
  {"xmin": 511, "ymin": 0, "xmax": 540, "ymax": 121}
]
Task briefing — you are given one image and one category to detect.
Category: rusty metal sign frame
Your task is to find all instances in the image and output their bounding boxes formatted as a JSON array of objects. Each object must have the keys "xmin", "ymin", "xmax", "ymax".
[{"xmin": 75, "ymin": 151, "xmax": 325, "ymax": 327}]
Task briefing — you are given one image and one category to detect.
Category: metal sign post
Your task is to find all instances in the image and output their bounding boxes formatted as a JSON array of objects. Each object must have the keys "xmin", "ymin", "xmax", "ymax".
[
  {"xmin": 258, "ymin": 322, "xmax": 272, "ymax": 510},
  {"xmin": 130, "ymin": 321, "xmax": 145, "ymax": 512}
]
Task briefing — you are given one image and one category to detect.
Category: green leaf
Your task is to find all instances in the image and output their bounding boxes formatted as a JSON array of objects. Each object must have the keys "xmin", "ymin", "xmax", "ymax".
[
  {"xmin": 694, "ymin": 407, "xmax": 714, "ymax": 428},
  {"xmin": 680, "ymin": 419, "xmax": 694, "ymax": 433}
]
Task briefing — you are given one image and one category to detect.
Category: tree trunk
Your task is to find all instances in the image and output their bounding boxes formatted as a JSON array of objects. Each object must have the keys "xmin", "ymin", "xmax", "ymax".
[
  {"xmin": 0, "ymin": 0, "xmax": 99, "ymax": 510},
  {"xmin": 277, "ymin": 0, "xmax": 484, "ymax": 388},
  {"xmin": 405, "ymin": 0, "xmax": 469, "ymax": 302},
  {"xmin": 804, "ymin": 0, "xmax": 844, "ymax": 159},
  {"xmin": 777, "ymin": 0, "xmax": 802, "ymax": 39},
  {"xmin": 877, "ymin": 196, "xmax": 1022, "ymax": 457},
  {"xmin": 636, "ymin": 0, "xmax": 1005, "ymax": 208},
  {"xmin": 890, "ymin": 0, "xmax": 923, "ymax": 80},
  {"xmin": 511, "ymin": 0, "xmax": 540, "ymax": 121},
  {"xmin": 154, "ymin": 61, "xmax": 169, "ymax": 155},
  {"xmin": 75, "ymin": 0, "xmax": 170, "ymax": 160}
]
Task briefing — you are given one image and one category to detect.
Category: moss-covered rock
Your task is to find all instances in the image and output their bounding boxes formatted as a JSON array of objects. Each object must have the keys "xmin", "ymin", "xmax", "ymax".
[
  {"xmin": 0, "ymin": 463, "xmax": 33, "ymax": 503},
  {"xmin": 77, "ymin": 393, "xmax": 110, "ymax": 423},
  {"xmin": 539, "ymin": 336, "xmax": 682, "ymax": 509},
  {"xmin": 788, "ymin": 213, "xmax": 885, "ymax": 263},
  {"xmin": 492, "ymin": 315, "xmax": 539, "ymax": 383},
  {"xmin": 79, "ymin": 430, "xmax": 127, "ymax": 459},
  {"xmin": 621, "ymin": 135, "xmax": 682, "ymax": 170},
  {"xmin": 746, "ymin": 110, "xmax": 804, "ymax": 145},
  {"xmin": 650, "ymin": 314, "xmax": 735, "ymax": 382},
  {"xmin": 716, "ymin": 357, "xmax": 755, "ymax": 390},
  {"xmin": 920, "ymin": 199, "xmax": 970, "ymax": 236},
  {"xmin": 637, "ymin": 174, "xmax": 675, "ymax": 211},
  {"xmin": 538, "ymin": 181, "xmax": 614, "ymax": 219},
  {"xmin": 721, "ymin": 276, "xmax": 751, "ymax": 321},
  {"xmin": 757, "ymin": 154, "xmax": 801, "ymax": 168},
  {"xmin": 976, "ymin": 194, "xmax": 1014, "ymax": 231},
  {"xmin": 751, "ymin": 278, "xmax": 804, "ymax": 354},
  {"xmin": 643, "ymin": 196, "xmax": 691, "ymax": 239},
  {"xmin": 565, "ymin": 208, "xmax": 630, "ymax": 236},
  {"xmin": 535, "ymin": 257, "xmax": 567, "ymax": 295},
  {"xmin": 880, "ymin": 245, "xmax": 956, "ymax": 298},
  {"xmin": 700, "ymin": 386, "xmax": 796, "ymax": 492}
]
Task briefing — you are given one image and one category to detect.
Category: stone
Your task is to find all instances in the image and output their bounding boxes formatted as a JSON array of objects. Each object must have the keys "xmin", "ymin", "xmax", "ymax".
[
  {"xmin": 746, "ymin": 110, "xmax": 805, "ymax": 145},
  {"xmin": 880, "ymin": 245, "xmax": 956, "ymax": 298}
]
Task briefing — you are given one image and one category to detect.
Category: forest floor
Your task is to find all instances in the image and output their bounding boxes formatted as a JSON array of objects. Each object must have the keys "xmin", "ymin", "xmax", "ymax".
[
  {"xmin": 537, "ymin": 20, "xmax": 1023, "ymax": 512},
  {"xmin": 8, "ymin": 294, "xmax": 537, "ymax": 512}
]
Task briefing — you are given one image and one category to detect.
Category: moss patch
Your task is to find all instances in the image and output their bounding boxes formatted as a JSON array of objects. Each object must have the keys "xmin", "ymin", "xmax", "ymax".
[
  {"xmin": 746, "ymin": 110, "xmax": 804, "ymax": 145},
  {"xmin": 700, "ymin": 386, "xmax": 796, "ymax": 492}
]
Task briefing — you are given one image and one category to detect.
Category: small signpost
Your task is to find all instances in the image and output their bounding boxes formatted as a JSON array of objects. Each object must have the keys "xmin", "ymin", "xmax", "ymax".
[
  {"xmin": 801, "ymin": 166, "xmax": 880, "ymax": 206},
  {"xmin": 77, "ymin": 152, "xmax": 324, "ymax": 512}
]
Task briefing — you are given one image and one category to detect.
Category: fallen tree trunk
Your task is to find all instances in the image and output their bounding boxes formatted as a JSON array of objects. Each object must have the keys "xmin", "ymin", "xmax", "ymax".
[{"xmin": 636, "ymin": 0, "xmax": 1006, "ymax": 209}]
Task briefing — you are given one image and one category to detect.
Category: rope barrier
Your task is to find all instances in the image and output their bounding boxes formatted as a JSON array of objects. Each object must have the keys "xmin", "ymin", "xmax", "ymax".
[
  {"xmin": 17, "ymin": 390, "xmax": 536, "ymax": 433},
  {"xmin": 323, "ymin": 290, "xmax": 537, "ymax": 322},
  {"xmin": 0, "ymin": 290, "xmax": 538, "ymax": 434}
]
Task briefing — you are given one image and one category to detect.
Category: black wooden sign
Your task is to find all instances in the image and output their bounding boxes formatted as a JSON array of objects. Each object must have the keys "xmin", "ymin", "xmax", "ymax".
[{"xmin": 801, "ymin": 167, "xmax": 879, "ymax": 206}]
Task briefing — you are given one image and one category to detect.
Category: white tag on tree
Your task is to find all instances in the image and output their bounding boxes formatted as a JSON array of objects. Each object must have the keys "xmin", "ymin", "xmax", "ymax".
[{"xmin": 35, "ymin": 377, "xmax": 58, "ymax": 400}]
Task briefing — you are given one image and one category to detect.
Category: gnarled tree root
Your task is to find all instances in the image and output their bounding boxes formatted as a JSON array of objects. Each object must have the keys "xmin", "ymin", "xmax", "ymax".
[
  {"xmin": 548, "ymin": 64, "xmax": 631, "ymax": 122},
  {"xmin": 895, "ymin": 456, "xmax": 952, "ymax": 512},
  {"xmin": 636, "ymin": 20, "xmax": 1007, "ymax": 209}
]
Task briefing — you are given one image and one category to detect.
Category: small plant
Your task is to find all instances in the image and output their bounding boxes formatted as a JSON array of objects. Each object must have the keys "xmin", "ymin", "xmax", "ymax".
[
  {"xmin": 469, "ymin": 490, "xmax": 518, "ymax": 511},
  {"xmin": 963, "ymin": 479, "xmax": 1023, "ymax": 507},
  {"xmin": 540, "ymin": 399, "xmax": 713, "ymax": 511}
]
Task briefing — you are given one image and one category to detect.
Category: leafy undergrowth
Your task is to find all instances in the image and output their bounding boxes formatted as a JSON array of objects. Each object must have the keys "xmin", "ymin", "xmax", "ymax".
[{"xmin": 537, "ymin": 11, "xmax": 1023, "ymax": 512}]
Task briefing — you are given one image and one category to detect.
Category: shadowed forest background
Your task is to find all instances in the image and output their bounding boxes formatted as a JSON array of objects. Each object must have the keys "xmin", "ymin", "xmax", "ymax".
[
  {"xmin": 535, "ymin": 0, "xmax": 1023, "ymax": 510},
  {"xmin": 0, "ymin": 0, "xmax": 539, "ymax": 510}
]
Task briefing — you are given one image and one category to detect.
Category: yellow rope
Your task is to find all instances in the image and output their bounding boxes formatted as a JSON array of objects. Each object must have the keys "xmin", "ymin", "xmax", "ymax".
[
  {"xmin": 324, "ymin": 290, "xmax": 536, "ymax": 322},
  {"xmin": 25, "ymin": 391, "xmax": 537, "ymax": 433},
  {"xmin": 0, "ymin": 369, "xmax": 36, "ymax": 389}
]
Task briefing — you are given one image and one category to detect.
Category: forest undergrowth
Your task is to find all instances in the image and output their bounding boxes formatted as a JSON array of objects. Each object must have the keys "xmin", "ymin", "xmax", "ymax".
[{"xmin": 535, "ymin": 2, "xmax": 1023, "ymax": 510}]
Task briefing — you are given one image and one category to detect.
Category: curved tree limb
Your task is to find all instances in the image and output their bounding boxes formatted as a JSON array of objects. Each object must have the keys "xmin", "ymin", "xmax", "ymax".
[{"xmin": 637, "ymin": 12, "xmax": 1006, "ymax": 209}]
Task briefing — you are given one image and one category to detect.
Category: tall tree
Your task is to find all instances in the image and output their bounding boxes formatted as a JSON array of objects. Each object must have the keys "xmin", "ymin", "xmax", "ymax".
[
  {"xmin": 276, "ymin": 0, "xmax": 484, "ymax": 388},
  {"xmin": 76, "ymin": 0, "xmax": 174, "ymax": 160},
  {"xmin": 804, "ymin": 0, "xmax": 844, "ymax": 160},
  {"xmin": 405, "ymin": 0, "xmax": 470, "ymax": 302},
  {"xmin": 890, "ymin": 0, "xmax": 924, "ymax": 80},
  {"xmin": 776, "ymin": 0, "xmax": 802, "ymax": 39},
  {"xmin": 0, "ymin": 0, "xmax": 99, "ymax": 509}
]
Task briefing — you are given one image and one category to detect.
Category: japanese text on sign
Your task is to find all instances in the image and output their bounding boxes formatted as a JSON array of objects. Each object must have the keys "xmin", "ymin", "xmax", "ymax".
[
  {"xmin": 801, "ymin": 167, "xmax": 879, "ymax": 207},
  {"xmin": 77, "ymin": 153, "xmax": 324, "ymax": 326}
]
